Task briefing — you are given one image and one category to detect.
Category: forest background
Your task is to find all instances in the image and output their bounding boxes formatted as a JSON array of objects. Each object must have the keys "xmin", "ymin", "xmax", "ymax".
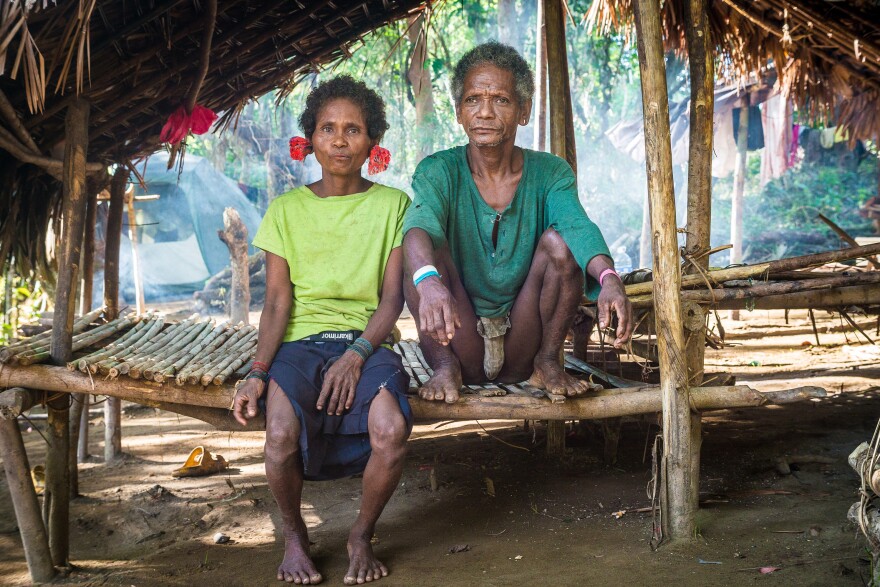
[{"xmin": 187, "ymin": 0, "xmax": 879, "ymax": 269}]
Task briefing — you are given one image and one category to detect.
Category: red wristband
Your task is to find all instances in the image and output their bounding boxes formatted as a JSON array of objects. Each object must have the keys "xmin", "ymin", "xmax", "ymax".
[
  {"xmin": 599, "ymin": 268, "xmax": 620, "ymax": 287},
  {"xmin": 252, "ymin": 360, "xmax": 270, "ymax": 372}
]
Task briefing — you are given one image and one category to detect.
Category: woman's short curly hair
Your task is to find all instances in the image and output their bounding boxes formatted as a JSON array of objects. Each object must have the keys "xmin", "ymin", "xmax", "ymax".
[
  {"xmin": 298, "ymin": 75, "xmax": 389, "ymax": 142},
  {"xmin": 451, "ymin": 41, "xmax": 535, "ymax": 107}
]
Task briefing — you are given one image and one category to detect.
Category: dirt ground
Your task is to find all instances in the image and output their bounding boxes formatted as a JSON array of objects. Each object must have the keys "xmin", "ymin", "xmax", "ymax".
[{"xmin": 1, "ymin": 309, "xmax": 879, "ymax": 586}]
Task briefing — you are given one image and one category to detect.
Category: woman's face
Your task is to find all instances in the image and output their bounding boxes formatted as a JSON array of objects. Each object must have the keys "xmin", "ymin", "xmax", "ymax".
[{"xmin": 311, "ymin": 98, "xmax": 373, "ymax": 177}]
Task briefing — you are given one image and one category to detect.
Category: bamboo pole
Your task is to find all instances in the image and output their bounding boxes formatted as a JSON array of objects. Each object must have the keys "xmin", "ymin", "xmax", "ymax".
[
  {"xmin": 92, "ymin": 317, "xmax": 165, "ymax": 374},
  {"xmin": 218, "ymin": 208, "xmax": 250, "ymax": 325},
  {"xmin": 683, "ymin": 0, "xmax": 714, "ymax": 510},
  {"xmin": 632, "ymin": 0, "xmax": 695, "ymax": 543},
  {"xmin": 175, "ymin": 324, "xmax": 237, "ymax": 385},
  {"xmin": 623, "ymin": 241, "xmax": 880, "ymax": 296},
  {"xmin": 713, "ymin": 283, "xmax": 880, "ymax": 310},
  {"xmin": 45, "ymin": 97, "xmax": 90, "ymax": 568},
  {"xmin": 0, "ymin": 306, "xmax": 105, "ymax": 361}
]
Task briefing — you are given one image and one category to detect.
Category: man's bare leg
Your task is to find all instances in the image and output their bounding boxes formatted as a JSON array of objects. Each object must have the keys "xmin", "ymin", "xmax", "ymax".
[
  {"xmin": 345, "ymin": 389, "xmax": 409, "ymax": 585},
  {"xmin": 265, "ymin": 382, "xmax": 323, "ymax": 584},
  {"xmin": 403, "ymin": 249, "xmax": 484, "ymax": 403},
  {"xmin": 499, "ymin": 229, "xmax": 592, "ymax": 396}
]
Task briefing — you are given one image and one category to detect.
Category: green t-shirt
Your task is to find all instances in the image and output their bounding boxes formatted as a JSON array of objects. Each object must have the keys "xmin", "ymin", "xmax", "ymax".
[
  {"xmin": 403, "ymin": 146, "xmax": 610, "ymax": 318},
  {"xmin": 252, "ymin": 183, "xmax": 410, "ymax": 342}
]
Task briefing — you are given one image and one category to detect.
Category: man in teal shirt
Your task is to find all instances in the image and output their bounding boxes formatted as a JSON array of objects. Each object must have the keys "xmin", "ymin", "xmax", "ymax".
[{"xmin": 403, "ymin": 42, "xmax": 633, "ymax": 402}]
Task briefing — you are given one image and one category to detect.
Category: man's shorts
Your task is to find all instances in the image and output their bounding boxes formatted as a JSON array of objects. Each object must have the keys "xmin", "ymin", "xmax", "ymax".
[{"xmin": 261, "ymin": 340, "xmax": 412, "ymax": 481}]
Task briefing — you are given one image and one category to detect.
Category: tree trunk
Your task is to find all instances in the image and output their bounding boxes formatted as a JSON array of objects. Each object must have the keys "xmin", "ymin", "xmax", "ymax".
[
  {"xmin": 632, "ymin": 0, "xmax": 695, "ymax": 543},
  {"xmin": 218, "ymin": 208, "xmax": 251, "ymax": 325},
  {"xmin": 407, "ymin": 14, "xmax": 436, "ymax": 163},
  {"xmin": 104, "ymin": 167, "xmax": 128, "ymax": 462},
  {"xmin": 533, "ymin": 0, "xmax": 548, "ymax": 152},
  {"xmin": 497, "ymin": 0, "xmax": 518, "ymax": 46},
  {"xmin": 46, "ymin": 97, "xmax": 90, "ymax": 567}
]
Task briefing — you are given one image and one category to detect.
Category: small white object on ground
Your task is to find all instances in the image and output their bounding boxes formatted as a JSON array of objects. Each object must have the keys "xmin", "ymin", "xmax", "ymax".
[{"xmin": 213, "ymin": 532, "xmax": 230, "ymax": 544}]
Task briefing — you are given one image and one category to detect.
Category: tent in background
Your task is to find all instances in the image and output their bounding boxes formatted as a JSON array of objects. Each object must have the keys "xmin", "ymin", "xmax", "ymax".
[{"xmin": 115, "ymin": 154, "xmax": 262, "ymax": 302}]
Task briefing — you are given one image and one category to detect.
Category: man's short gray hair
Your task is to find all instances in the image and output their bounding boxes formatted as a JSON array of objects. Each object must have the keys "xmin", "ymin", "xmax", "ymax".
[{"xmin": 451, "ymin": 41, "xmax": 535, "ymax": 107}]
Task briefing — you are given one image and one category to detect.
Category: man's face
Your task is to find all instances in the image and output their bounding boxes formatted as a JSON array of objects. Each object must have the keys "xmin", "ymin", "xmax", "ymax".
[{"xmin": 456, "ymin": 64, "xmax": 531, "ymax": 148}]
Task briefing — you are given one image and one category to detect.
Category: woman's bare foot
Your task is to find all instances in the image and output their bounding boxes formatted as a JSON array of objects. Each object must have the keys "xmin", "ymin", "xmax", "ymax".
[
  {"xmin": 528, "ymin": 356, "xmax": 594, "ymax": 397},
  {"xmin": 418, "ymin": 362, "xmax": 462, "ymax": 403},
  {"xmin": 344, "ymin": 533, "xmax": 388, "ymax": 584},
  {"xmin": 278, "ymin": 522, "xmax": 322, "ymax": 584}
]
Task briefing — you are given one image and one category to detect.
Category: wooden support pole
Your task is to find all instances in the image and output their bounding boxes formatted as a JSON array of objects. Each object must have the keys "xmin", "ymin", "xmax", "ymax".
[
  {"xmin": 544, "ymin": 0, "xmax": 576, "ymax": 172},
  {"xmin": 730, "ymin": 98, "xmax": 749, "ymax": 320},
  {"xmin": 0, "ymin": 418, "xmax": 56, "ymax": 583},
  {"xmin": 103, "ymin": 168, "xmax": 128, "ymax": 462},
  {"xmin": 0, "ymin": 364, "xmax": 826, "ymax": 422},
  {"xmin": 218, "ymin": 208, "xmax": 251, "ymax": 325},
  {"xmin": 543, "ymin": 0, "xmax": 576, "ymax": 455},
  {"xmin": 70, "ymin": 186, "xmax": 99, "ymax": 490},
  {"xmin": 533, "ymin": 0, "xmax": 548, "ymax": 152},
  {"xmin": 45, "ymin": 97, "xmax": 90, "ymax": 567},
  {"xmin": 632, "ymin": 0, "xmax": 696, "ymax": 543},
  {"xmin": 683, "ymin": 0, "xmax": 714, "ymax": 510},
  {"xmin": 126, "ymin": 191, "xmax": 145, "ymax": 315}
]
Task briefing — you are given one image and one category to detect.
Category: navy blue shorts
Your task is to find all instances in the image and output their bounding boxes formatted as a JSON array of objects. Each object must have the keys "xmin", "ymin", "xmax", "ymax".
[{"xmin": 262, "ymin": 341, "xmax": 412, "ymax": 481}]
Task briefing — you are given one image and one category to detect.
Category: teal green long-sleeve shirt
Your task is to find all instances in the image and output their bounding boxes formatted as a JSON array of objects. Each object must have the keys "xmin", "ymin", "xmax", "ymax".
[{"xmin": 403, "ymin": 146, "xmax": 611, "ymax": 318}]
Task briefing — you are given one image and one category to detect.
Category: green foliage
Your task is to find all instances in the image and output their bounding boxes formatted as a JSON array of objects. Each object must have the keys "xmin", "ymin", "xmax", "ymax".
[{"xmin": 0, "ymin": 273, "xmax": 47, "ymax": 345}]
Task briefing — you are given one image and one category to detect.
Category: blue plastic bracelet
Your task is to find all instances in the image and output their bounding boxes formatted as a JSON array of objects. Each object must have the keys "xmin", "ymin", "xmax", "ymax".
[
  {"xmin": 347, "ymin": 344, "xmax": 369, "ymax": 362},
  {"xmin": 413, "ymin": 269, "xmax": 440, "ymax": 287},
  {"xmin": 352, "ymin": 337, "xmax": 374, "ymax": 356}
]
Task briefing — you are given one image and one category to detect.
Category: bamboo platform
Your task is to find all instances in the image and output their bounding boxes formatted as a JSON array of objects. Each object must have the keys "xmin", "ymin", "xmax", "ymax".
[{"xmin": 0, "ymin": 314, "xmax": 827, "ymax": 428}]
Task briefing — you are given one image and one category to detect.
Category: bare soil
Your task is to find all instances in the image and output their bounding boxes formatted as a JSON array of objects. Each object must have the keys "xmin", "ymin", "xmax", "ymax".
[{"xmin": 1, "ymin": 309, "xmax": 879, "ymax": 586}]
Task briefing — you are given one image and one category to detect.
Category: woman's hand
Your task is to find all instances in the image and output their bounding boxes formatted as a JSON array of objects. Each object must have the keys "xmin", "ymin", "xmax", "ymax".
[
  {"xmin": 232, "ymin": 378, "xmax": 267, "ymax": 426},
  {"xmin": 317, "ymin": 351, "xmax": 364, "ymax": 415}
]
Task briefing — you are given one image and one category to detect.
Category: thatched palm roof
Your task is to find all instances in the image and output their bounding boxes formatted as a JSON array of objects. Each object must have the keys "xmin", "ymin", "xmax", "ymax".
[
  {"xmin": 0, "ymin": 0, "xmax": 427, "ymax": 273},
  {"xmin": 588, "ymin": 0, "xmax": 880, "ymax": 143}
]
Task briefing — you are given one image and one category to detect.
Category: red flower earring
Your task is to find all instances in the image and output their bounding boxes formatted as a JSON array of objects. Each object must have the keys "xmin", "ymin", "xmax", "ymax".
[
  {"xmin": 289, "ymin": 136, "xmax": 313, "ymax": 161},
  {"xmin": 368, "ymin": 145, "xmax": 391, "ymax": 175}
]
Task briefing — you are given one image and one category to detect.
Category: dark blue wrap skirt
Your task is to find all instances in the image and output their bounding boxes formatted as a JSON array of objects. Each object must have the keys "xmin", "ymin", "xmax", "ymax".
[{"xmin": 261, "ymin": 341, "xmax": 412, "ymax": 481}]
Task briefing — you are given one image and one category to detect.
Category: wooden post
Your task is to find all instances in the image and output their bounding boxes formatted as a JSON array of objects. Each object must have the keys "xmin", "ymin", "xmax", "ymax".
[
  {"xmin": 683, "ymin": 0, "xmax": 714, "ymax": 508},
  {"xmin": 544, "ymin": 0, "xmax": 576, "ymax": 172},
  {"xmin": 69, "ymin": 186, "xmax": 99, "ymax": 493},
  {"xmin": 533, "ymin": 0, "xmax": 548, "ymax": 152},
  {"xmin": 46, "ymin": 97, "xmax": 90, "ymax": 567},
  {"xmin": 543, "ymin": 0, "xmax": 577, "ymax": 455},
  {"xmin": 0, "ymin": 417, "xmax": 56, "ymax": 582},
  {"xmin": 104, "ymin": 167, "xmax": 128, "ymax": 462},
  {"xmin": 730, "ymin": 97, "xmax": 749, "ymax": 320},
  {"xmin": 632, "ymin": 0, "xmax": 695, "ymax": 543},
  {"xmin": 218, "ymin": 208, "xmax": 251, "ymax": 325},
  {"xmin": 126, "ymin": 189, "xmax": 145, "ymax": 314}
]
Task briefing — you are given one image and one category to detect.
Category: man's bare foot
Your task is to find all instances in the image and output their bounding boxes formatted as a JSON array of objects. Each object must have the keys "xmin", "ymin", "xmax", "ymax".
[
  {"xmin": 528, "ymin": 356, "xmax": 598, "ymax": 397},
  {"xmin": 418, "ymin": 363, "xmax": 462, "ymax": 403},
  {"xmin": 344, "ymin": 533, "xmax": 388, "ymax": 585},
  {"xmin": 278, "ymin": 523, "xmax": 322, "ymax": 584}
]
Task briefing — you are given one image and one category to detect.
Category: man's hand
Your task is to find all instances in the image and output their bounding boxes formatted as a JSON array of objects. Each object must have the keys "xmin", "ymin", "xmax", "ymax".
[
  {"xmin": 233, "ymin": 378, "xmax": 266, "ymax": 426},
  {"xmin": 317, "ymin": 351, "xmax": 364, "ymax": 415},
  {"xmin": 416, "ymin": 276, "xmax": 460, "ymax": 346},
  {"xmin": 597, "ymin": 277, "xmax": 633, "ymax": 349}
]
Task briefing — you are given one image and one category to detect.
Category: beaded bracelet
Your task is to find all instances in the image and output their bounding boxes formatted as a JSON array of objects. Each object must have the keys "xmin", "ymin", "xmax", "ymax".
[
  {"xmin": 346, "ymin": 337, "xmax": 374, "ymax": 362},
  {"xmin": 245, "ymin": 368, "xmax": 269, "ymax": 382}
]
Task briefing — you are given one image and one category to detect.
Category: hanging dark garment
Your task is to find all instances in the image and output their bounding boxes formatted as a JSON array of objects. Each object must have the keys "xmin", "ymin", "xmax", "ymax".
[{"xmin": 732, "ymin": 106, "xmax": 765, "ymax": 150}]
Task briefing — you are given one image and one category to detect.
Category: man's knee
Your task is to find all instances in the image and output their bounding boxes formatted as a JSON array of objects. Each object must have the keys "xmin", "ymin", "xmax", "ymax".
[{"xmin": 538, "ymin": 229, "xmax": 582, "ymax": 281}]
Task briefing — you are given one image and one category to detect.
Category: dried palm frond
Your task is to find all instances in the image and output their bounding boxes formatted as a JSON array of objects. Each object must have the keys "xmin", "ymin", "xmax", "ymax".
[{"xmin": 1, "ymin": 2, "xmax": 47, "ymax": 113}]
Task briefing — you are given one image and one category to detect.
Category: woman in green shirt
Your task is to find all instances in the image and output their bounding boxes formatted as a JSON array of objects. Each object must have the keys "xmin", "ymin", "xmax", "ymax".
[{"xmin": 232, "ymin": 76, "xmax": 411, "ymax": 585}]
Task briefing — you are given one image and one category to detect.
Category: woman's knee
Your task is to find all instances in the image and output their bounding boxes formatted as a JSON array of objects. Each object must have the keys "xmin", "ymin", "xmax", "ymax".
[
  {"xmin": 368, "ymin": 394, "xmax": 409, "ymax": 452},
  {"xmin": 265, "ymin": 411, "xmax": 301, "ymax": 458}
]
